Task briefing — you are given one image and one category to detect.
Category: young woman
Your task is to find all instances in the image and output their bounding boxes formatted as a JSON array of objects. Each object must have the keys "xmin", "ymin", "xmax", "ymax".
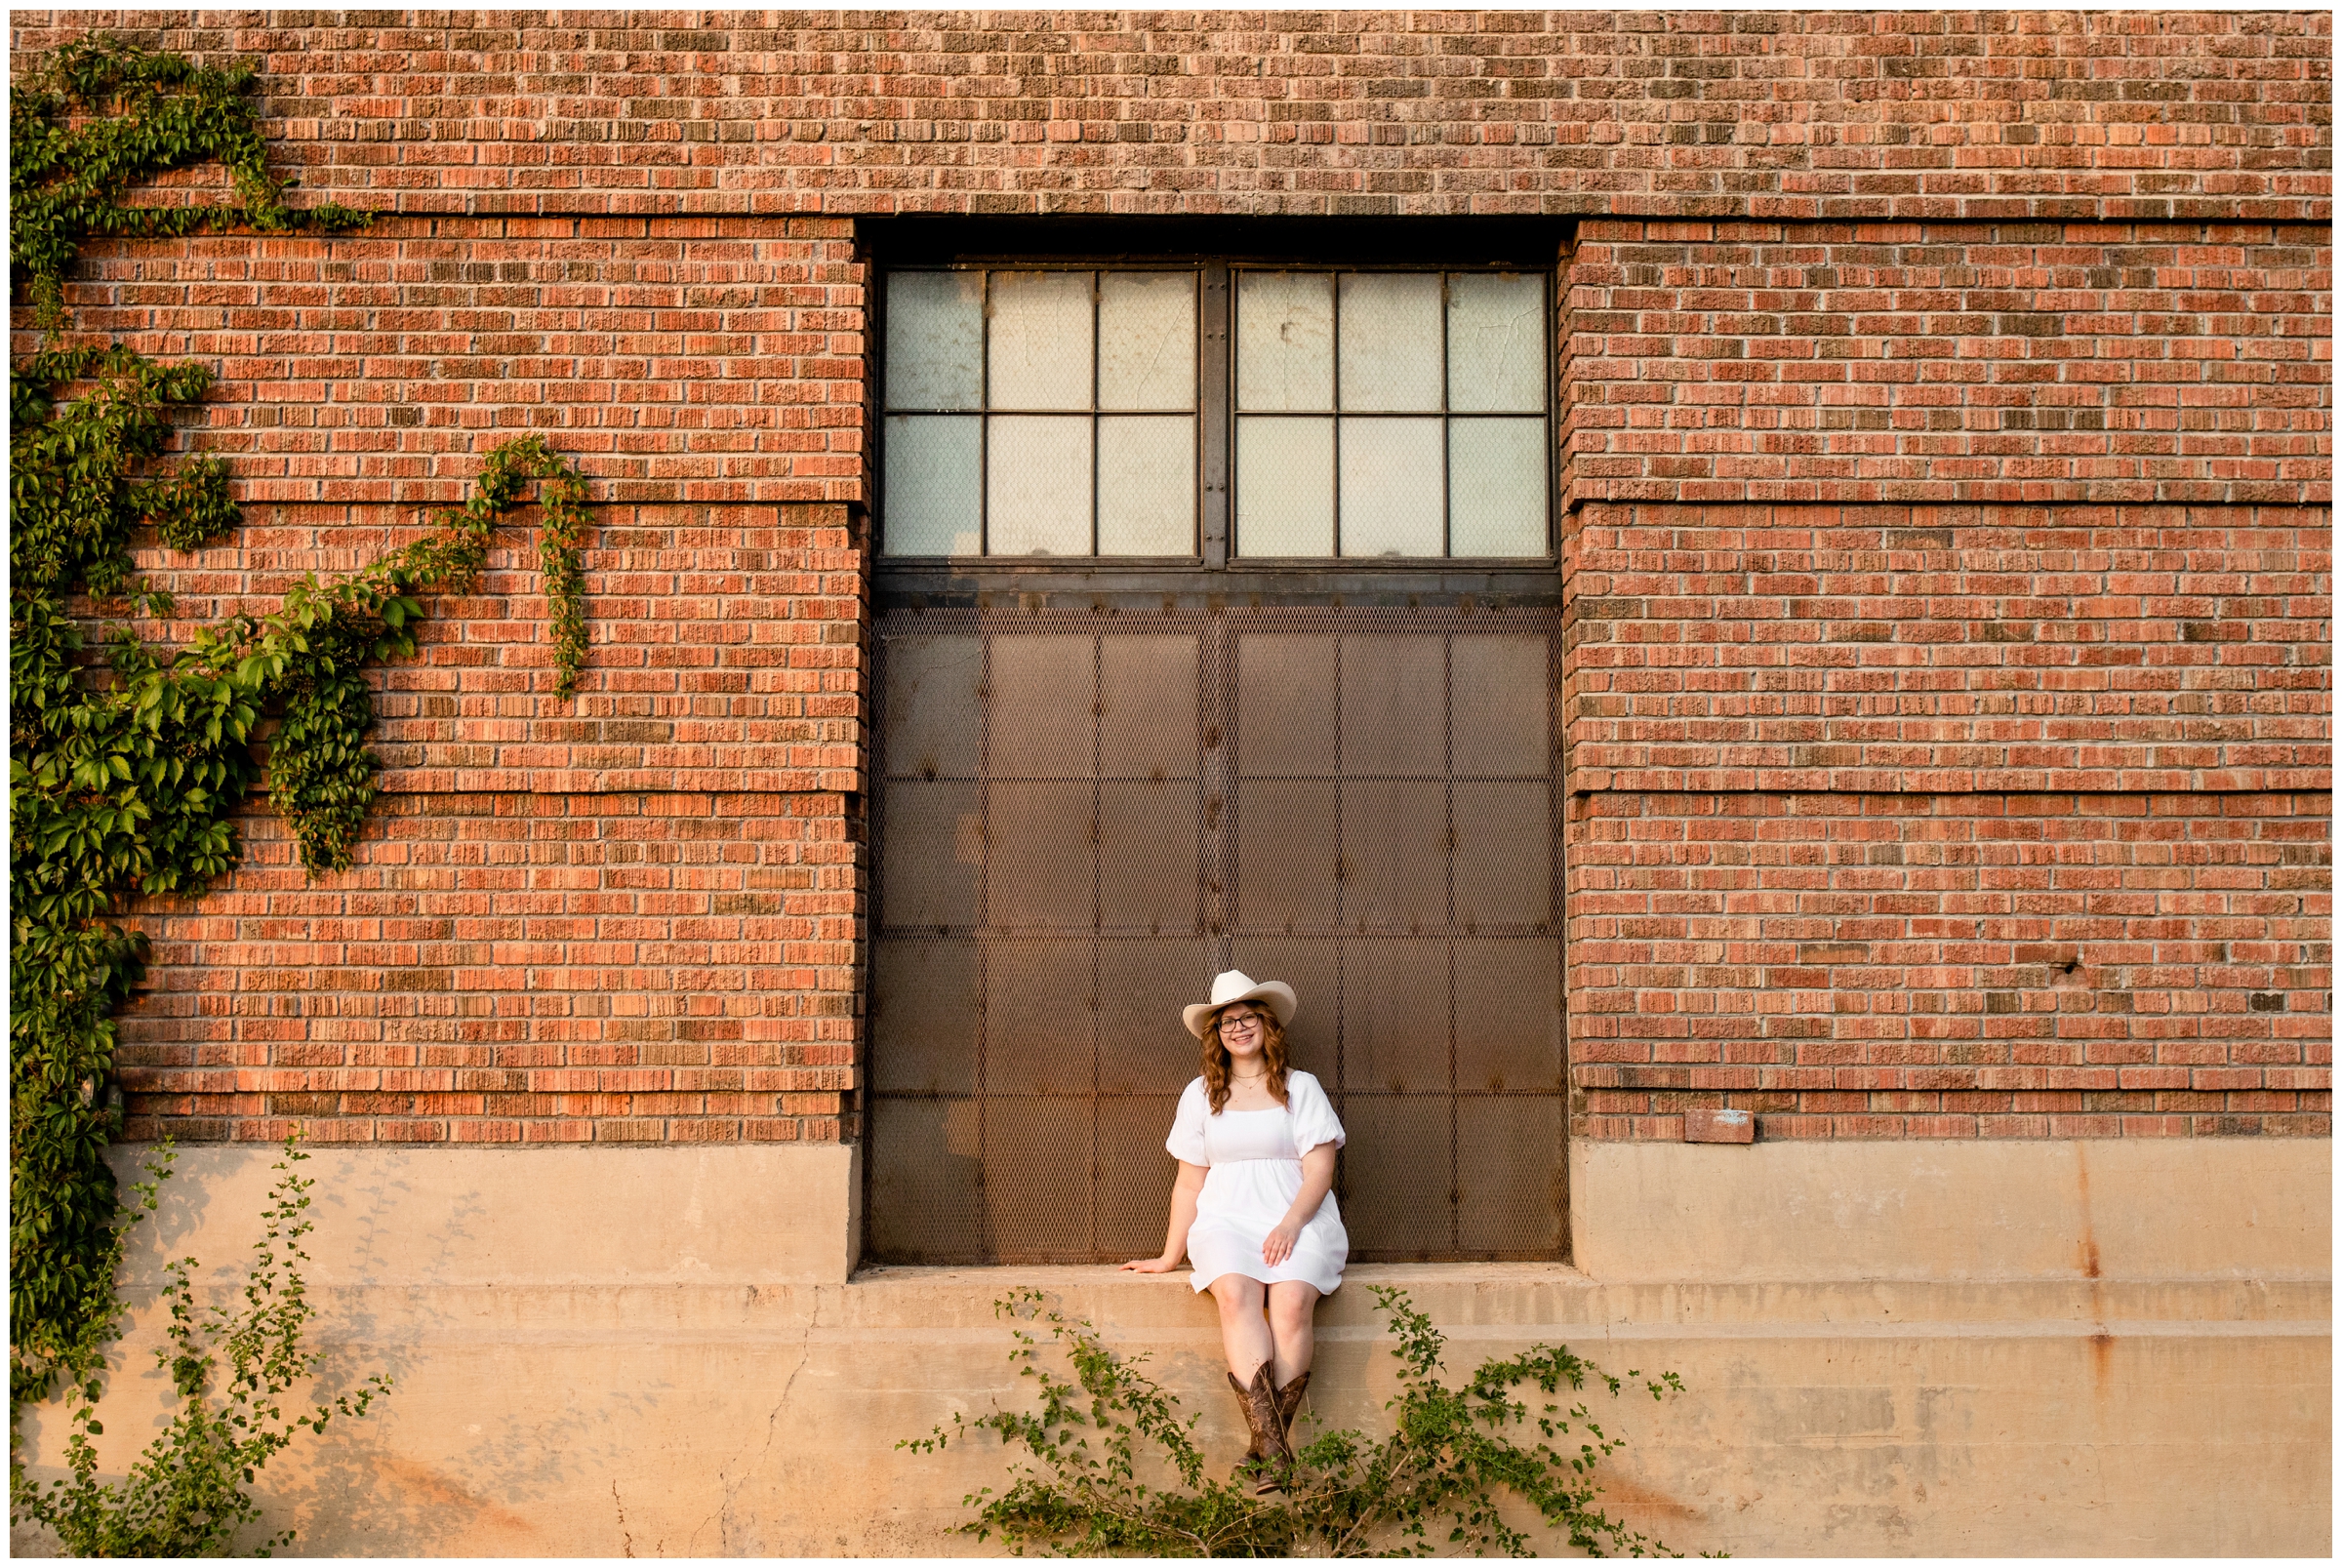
[{"xmin": 1121, "ymin": 969, "xmax": 1348, "ymax": 1493}]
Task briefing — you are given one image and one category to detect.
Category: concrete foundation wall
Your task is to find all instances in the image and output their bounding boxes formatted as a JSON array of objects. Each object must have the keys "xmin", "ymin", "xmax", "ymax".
[{"xmin": 14, "ymin": 1137, "xmax": 2326, "ymax": 1557}]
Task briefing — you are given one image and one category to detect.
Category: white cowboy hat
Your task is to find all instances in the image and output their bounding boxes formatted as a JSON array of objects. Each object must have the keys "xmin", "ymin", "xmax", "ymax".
[{"xmin": 1181, "ymin": 969, "xmax": 1298, "ymax": 1040}]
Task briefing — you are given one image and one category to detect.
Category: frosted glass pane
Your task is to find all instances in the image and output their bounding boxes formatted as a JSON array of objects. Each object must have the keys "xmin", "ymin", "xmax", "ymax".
[
  {"xmin": 1448, "ymin": 420, "xmax": 1549, "ymax": 557},
  {"xmin": 1340, "ymin": 417, "xmax": 1442, "ymax": 558},
  {"xmin": 1235, "ymin": 416, "xmax": 1334, "ymax": 556},
  {"xmin": 886, "ymin": 272, "xmax": 984, "ymax": 411},
  {"xmin": 989, "ymin": 270, "xmax": 1093, "ymax": 411},
  {"xmin": 882, "ymin": 415, "xmax": 982, "ymax": 556},
  {"xmin": 1447, "ymin": 272, "xmax": 1547, "ymax": 413},
  {"xmin": 1098, "ymin": 417, "xmax": 1195, "ymax": 556},
  {"xmin": 988, "ymin": 416, "xmax": 1093, "ymax": 556},
  {"xmin": 1100, "ymin": 272, "xmax": 1195, "ymax": 411},
  {"xmin": 1339, "ymin": 273, "xmax": 1442, "ymax": 412},
  {"xmin": 1236, "ymin": 272, "xmax": 1333, "ymax": 412}
]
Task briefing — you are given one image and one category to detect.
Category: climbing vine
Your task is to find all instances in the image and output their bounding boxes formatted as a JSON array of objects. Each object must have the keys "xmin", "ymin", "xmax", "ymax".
[
  {"xmin": 10, "ymin": 34, "xmax": 365, "ymax": 326},
  {"xmin": 904, "ymin": 1288, "xmax": 1699, "ymax": 1557},
  {"xmin": 12, "ymin": 1139, "xmax": 394, "ymax": 1555},
  {"xmin": 9, "ymin": 35, "xmax": 593, "ymax": 1410}
]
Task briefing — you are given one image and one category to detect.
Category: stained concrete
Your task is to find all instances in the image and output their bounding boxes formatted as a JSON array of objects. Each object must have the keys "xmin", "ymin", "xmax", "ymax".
[{"xmin": 12, "ymin": 1139, "xmax": 2329, "ymax": 1556}]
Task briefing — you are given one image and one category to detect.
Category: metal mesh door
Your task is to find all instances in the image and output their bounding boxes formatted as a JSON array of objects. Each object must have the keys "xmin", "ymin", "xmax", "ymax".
[{"xmin": 868, "ymin": 606, "xmax": 1564, "ymax": 1264}]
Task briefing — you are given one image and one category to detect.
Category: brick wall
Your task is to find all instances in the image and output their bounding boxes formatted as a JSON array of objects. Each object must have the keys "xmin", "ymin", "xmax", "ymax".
[
  {"xmin": 75, "ymin": 218, "xmax": 868, "ymax": 793},
  {"xmin": 70, "ymin": 216, "xmax": 866, "ymax": 511},
  {"xmin": 1569, "ymin": 788, "xmax": 2329, "ymax": 1140},
  {"xmin": 12, "ymin": 11, "xmax": 2333, "ymax": 221},
  {"xmin": 1561, "ymin": 221, "xmax": 2331, "ymax": 509},
  {"xmin": 116, "ymin": 788, "xmax": 864, "ymax": 1146},
  {"xmin": 1560, "ymin": 503, "xmax": 2330, "ymax": 797},
  {"xmin": 54, "ymin": 208, "xmax": 877, "ymax": 1145},
  {"xmin": 1561, "ymin": 501, "xmax": 2329, "ymax": 1138},
  {"xmin": 11, "ymin": 11, "xmax": 2329, "ymax": 1149},
  {"xmin": 113, "ymin": 488, "xmax": 872, "ymax": 1146}
]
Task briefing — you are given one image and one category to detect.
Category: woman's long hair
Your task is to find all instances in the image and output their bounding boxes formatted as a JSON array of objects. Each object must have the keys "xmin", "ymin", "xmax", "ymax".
[{"xmin": 1200, "ymin": 1006, "xmax": 1290, "ymax": 1114}]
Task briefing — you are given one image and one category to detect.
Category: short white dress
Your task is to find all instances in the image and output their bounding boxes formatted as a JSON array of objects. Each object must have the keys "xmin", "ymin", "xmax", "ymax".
[{"xmin": 1164, "ymin": 1069, "xmax": 1349, "ymax": 1296}]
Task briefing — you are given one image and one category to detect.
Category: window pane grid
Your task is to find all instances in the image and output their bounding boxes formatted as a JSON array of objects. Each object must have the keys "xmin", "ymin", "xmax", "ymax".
[
  {"xmin": 880, "ymin": 262, "xmax": 1550, "ymax": 564},
  {"xmin": 882, "ymin": 266, "xmax": 1201, "ymax": 559},
  {"xmin": 1232, "ymin": 267, "xmax": 1549, "ymax": 562}
]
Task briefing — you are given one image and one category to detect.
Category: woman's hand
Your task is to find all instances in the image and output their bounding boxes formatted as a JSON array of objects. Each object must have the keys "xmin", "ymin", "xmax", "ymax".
[
  {"xmin": 1261, "ymin": 1219, "xmax": 1303, "ymax": 1267},
  {"xmin": 1120, "ymin": 1254, "xmax": 1182, "ymax": 1273}
]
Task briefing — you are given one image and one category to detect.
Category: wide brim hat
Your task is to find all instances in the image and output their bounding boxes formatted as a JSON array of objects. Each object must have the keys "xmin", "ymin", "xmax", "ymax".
[{"xmin": 1181, "ymin": 969, "xmax": 1298, "ymax": 1039}]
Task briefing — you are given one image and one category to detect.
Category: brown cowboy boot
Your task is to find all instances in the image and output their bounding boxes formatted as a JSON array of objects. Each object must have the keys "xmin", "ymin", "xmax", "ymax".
[
  {"xmin": 1273, "ymin": 1368, "xmax": 1311, "ymax": 1450},
  {"xmin": 1234, "ymin": 1363, "xmax": 1293, "ymax": 1495},
  {"xmin": 1226, "ymin": 1371, "xmax": 1266, "ymax": 1469}
]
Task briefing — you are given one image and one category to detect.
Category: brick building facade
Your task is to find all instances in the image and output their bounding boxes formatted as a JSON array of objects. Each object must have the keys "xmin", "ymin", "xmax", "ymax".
[{"xmin": 12, "ymin": 10, "xmax": 2331, "ymax": 1555}]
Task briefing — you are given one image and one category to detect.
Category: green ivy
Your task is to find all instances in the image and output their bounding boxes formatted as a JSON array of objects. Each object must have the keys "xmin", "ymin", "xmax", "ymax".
[
  {"xmin": 11, "ymin": 35, "xmax": 365, "ymax": 327},
  {"xmin": 9, "ymin": 36, "xmax": 594, "ymax": 1412}
]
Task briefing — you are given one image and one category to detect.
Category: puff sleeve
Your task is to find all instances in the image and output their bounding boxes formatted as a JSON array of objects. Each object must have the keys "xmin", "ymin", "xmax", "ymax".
[
  {"xmin": 1285, "ymin": 1071, "xmax": 1347, "ymax": 1155},
  {"xmin": 1164, "ymin": 1077, "xmax": 1211, "ymax": 1165}
]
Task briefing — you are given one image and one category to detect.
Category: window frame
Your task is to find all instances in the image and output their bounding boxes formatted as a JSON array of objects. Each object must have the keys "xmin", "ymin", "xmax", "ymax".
[{"xmin": 872, "ymin": 253, "xmax": 1560, "ymax": 576}]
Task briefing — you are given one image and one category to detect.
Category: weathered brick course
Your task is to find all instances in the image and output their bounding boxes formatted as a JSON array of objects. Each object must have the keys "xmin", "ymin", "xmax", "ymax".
[
  {"xmin": 1562, "ymin": 221, "xmax": 2332, "ymax": 507},
  {"xmin": 1561, "ymin": 503, "xmax": 2331, "ymax": 795},
  {"xmin": 116, "ymin": 792, "xmax": 865, "ymax": 1146},
  {"xmin": 101, "ymin": 494, "xmax": 871, "ymax": 795},
  {"xmin": 60, "ymin": 217, "xmax": 868, "ymax": 506},
  {"xmin": 1567, "ymin": 789, "xmax": 2331, "ymax": 1140},
  {"xmin": 12, "ymin": 11, "xmax": 2333, "ymax": 221}
]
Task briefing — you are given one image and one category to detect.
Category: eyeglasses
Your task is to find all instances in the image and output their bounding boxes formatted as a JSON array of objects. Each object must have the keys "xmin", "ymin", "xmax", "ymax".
[{"xmin": 1217, "ymin": 1013, "xmax": 1264, "ymax": 1032}]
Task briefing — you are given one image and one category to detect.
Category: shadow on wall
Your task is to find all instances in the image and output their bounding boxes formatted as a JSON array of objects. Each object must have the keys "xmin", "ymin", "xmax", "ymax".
[
  {"xmin": 20, "ymin": 1155, "xmax": 666, "ymax": 1556},
  {"xmin": 266, "ymin": 1163, "xmax": 668, "ymax": 1555}
]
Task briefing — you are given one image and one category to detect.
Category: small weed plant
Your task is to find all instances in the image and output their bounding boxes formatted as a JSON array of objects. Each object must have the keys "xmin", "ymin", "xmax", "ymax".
[
  {"xmin": 10, "ymin": 1138, "xmax": 391, "ymax": 1556},
  {"xmin": 903, "ymin": 1286, "xmax": 1699, "ymax": 1557}
]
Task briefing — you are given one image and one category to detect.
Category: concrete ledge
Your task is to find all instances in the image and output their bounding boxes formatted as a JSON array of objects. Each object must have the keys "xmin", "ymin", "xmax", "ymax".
[
  {"xmin": 13, "ymin": 1139, "xmax": 2328, "ymax": 1557},
  {"xmin": 20, "ymin": 1266, "xmax": 2322, "ymax": 1557}
]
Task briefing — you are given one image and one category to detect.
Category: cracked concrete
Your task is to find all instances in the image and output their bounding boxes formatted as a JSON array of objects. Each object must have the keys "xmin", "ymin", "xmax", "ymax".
[{"xmin": 689, "ymin": 1319, "xmax": 813, "ymax": 1555}]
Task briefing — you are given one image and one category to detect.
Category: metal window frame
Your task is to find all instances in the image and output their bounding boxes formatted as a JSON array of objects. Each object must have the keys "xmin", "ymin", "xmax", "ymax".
[
  {"xmin": 861, "ymin": 221, "xmax": 1575, "ymax": 1268},
  {"xmin": 872, "ymin": 242, "xmax": 1561, "ymax": 587},
  {"xmin": 1227, "ymin": 263, "xmax": 1555, "ymax": 567},
  {"xmin": 881, "ymin": 265, "xmax": 1207, "ymax": 561}
]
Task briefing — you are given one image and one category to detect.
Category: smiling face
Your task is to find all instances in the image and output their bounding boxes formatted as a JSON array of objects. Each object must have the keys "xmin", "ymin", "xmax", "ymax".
[{"xmin": 1215, "ymin": 1003, "xmax": 1268, "ymax": 1066}]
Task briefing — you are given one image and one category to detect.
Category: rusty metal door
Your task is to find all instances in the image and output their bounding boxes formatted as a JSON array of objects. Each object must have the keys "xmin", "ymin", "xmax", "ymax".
[{"xmin": 868, "ymin": 605, "xmax": 1564, "ymax": 1264}]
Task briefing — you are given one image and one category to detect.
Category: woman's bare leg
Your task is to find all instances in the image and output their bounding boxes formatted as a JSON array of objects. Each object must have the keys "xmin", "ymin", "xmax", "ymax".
[
  {"xmin": 1266, "ymin": 1281, "xmax": 1320, "ymax": 1387},
  {"xmin": 1208, "ymin": 1275, "xmax": 1274, "ymax": 1383}
]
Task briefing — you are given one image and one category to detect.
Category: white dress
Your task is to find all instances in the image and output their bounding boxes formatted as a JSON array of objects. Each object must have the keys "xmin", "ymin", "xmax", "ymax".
[{"xmin": 1164, "ymin": 1070, "xmax": 1349, "ymax": 1296}]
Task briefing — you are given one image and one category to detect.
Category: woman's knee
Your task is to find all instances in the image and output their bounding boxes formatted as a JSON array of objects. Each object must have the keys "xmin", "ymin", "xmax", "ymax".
[
  {"xmin": 1210, "ymin": 1277, "xmax": 1265, "ymax": 1317},
  {"xmin": 1267, "ymin": 1284, "xmax": 1318, "ymax": 1332}
]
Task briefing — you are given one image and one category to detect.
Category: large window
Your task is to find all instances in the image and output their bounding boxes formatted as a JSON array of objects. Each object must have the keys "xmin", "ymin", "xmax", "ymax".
[{"xmin": 878, "ymin": 264, "xmax": 1554, "ymax": 562}]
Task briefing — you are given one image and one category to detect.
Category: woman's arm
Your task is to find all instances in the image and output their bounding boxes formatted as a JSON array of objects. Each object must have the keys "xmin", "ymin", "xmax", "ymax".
[
  {"xmin": 1260, "ymin": 1143, "xmax": 1337, "ymax": 1267},
  {"xmin": 1120, "ymin": 1160, "xmax": 1208, "ymax": 1272}
]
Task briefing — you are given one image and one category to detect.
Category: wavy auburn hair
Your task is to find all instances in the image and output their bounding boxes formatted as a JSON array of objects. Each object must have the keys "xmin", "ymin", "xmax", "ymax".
[{"xmin": 1200, "ymin": 1004, "xmax": 1290, "ymax": 1115}]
